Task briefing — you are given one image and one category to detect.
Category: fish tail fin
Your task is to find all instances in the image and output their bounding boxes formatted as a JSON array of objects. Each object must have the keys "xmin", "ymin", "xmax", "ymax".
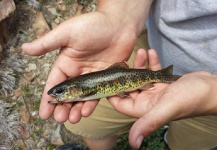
[{"xmin": 160, "ymin": 65, "xmax": 181, "ymax": 82}]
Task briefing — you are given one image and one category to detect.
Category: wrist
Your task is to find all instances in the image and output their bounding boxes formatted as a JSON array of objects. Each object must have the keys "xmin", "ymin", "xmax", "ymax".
[
  {"xmin": 197, "ymin": 72, "xmax": 217, "ymax": 116},
  {"xmin": 97, "ymin": 0, "xmax": 153, "ymax": 36},
  {"xmin": 209, "ymin": 73, "xmax": 217, "ymax": 115}
]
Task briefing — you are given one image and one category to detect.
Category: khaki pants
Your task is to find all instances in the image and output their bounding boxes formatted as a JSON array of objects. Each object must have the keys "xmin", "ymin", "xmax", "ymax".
[
  {"xmin": 167, "ymin": 116, "xmax": 217, "ymax": 150},
  {"xmin": 65, "ymin": 29, "xmax": 217, "ymax": 149}
]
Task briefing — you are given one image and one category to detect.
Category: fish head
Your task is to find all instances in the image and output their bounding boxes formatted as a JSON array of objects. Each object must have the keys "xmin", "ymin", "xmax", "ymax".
[
  {"xmin": 48, "ymin": 85, "xmax": 69, "ymax": 97},
  {"xmin": 47, "ymin": 84, "xmax": 80, "ymax": 103},
  {"xmin": 47, "ymin": 85, "xmax": 69, "ymax": 103}
]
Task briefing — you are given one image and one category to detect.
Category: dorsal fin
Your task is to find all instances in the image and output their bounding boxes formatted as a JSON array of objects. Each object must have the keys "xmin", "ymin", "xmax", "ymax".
[
  {"xmin": 161, "ymin": 65, "xmax": 173, "ymax": 75},
  {"xmin": 107, "ymin": 62, "xmax": 129, "ymax": 69}
]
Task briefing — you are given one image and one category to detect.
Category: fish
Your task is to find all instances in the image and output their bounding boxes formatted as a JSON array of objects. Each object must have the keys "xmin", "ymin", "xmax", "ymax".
[{"xmin": 47, "ymin": 62, "xmax": 180, "ymax": 104}]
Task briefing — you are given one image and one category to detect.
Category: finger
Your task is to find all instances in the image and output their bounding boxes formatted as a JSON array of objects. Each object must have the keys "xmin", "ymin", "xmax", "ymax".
[
  {"xmin": 54, "ymin": 104, "xmax": 71, "ymax": 123},
  {"xmin": 69, "ymin": 102, "xmax": 84, "ymax": 123},
  {"xmin": 108, "ymin": 96, "xmax": 135, "ymax": 116},
  {"xmin": 128, "ymin": 94, "xmax": 177, "ymax": 148},
  {"xmin": 148, "ymin": 49, "xmax": 161, "ymax": 71},
  {"xmin": 133, "ymin": 49, "xmax": 147, "ymax": 69},
  {"xmin": 22, "ymin": 22, "xmax": 69, "ymax": 56},
  {"xmin": 81, "ymin": 100, "xmax": 100, "ymax": 117},
  {"xmin": 39, "ymin": 65, "xmax": 68, "ymax": 120}
]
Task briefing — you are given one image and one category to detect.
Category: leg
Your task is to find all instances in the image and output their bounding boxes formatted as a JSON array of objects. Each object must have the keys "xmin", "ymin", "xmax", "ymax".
[
  {"xmin": 167, "ymin": 116, "xmax": 217, "ymax": 150},
  {"xmin": 64, "ymin": 99, "xmax": 136, "ymax": 149},
  {"xmin": 82, "ymin": 135, "xmax": 118, "ymax": 150}
]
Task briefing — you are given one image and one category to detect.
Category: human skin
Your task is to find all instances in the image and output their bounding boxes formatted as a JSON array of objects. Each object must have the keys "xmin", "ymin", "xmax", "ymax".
[
  {"xmin": 109, "ymin": 49, "xmax": 217, "ymax": 148},
  {"xmin": 22, "ymin": 0, "xmax": 152, "ymax": 123},
  {"xmin": 22, "ymin": 0, "xmax": 153, "ymax": 149}
]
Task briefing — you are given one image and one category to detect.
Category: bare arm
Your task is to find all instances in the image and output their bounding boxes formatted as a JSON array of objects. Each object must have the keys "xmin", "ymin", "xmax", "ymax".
[
  {"xmin": 109, "ymin": 49, "xmax": 217, "ymax": 148},
  {"xmin": 97, "ymin": 0, "xmax": 153, "ymax": 35},
  {"xmin": 22, "ymin": 0, "xmax": 153, "ymax": 123}
]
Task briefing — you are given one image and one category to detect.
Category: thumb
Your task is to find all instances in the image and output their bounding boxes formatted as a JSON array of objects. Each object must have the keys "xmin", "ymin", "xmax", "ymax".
[
  {"xmin": 22, "ymin": 22, "xmax": 70, "ymax": 56},
  {"xmin": 128, "ymin": 97, "xmax": 177, "ymax": 148}
]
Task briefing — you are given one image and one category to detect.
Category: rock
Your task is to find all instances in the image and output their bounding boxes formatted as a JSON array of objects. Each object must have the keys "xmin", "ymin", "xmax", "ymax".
[
  {"xmin": 24, "ymin": 71, "xmax": 36, "ymax": 82},
  {"xmin": 22, "ymin": 59, "xmax": 29, "ymax": 64},
  {"xmin": 19, "ymin": 105, "xmax": 30, "ymax": 123},
  {"xmin": 25, "ymin": 63, "xmax": 37, "ymax": 72},
  {"xmin": 0, "ymin": 44, "xmax": 4, "ymax": 62},
  {"xmin": 19, "ymin": 77, "xmax": 31, "ymax": 86},
  {"xmin": 15, "ymin": 88, "xmax": 23, "ymax": 98},
  {"xmin": 76, "ymin": 5, "xmax": 83, "ymax": 16},
  {"xmin": 51, "ymin": 21, "xmax": 58, "ymax": 29},
  {"xmin": 40, "ymin": 81, "xmax": 46, "ymax": 85},
  {"xmin": 31, "ymin": 110, "xmax": 38, "ymax": 117},
  {"xmin": 42, "ymin": 128, "xmax": 53, "ymax": 139},
  {"xmin": 58, "ymin": 4, "xmax": 67, "ymax": 11},
  {"xmin": 50, "ymin": 124, "xmax": 64, "ymax": 146},
  {"xmin": 9, "ymin": 46, "xmax": 15, "ymax": 52},
  {"xmin": 26, "ymin": 0, "xmax": 40, "ymax": 9},
  {"xmin": 48, "ymin": 7, "xmax": 59, "ymax": 16},
  {"xmin": 36, "ymin": 138, "xmax": 47, "ymax": 148},
  {"xmin": 0, "ymin": 0, "xmax": 17, "ymax": 46},
  {"xmin": 71, "ymin": 2, "xmax": 78, "ymax": 15},
  {"xmin": 0, "ymin": 0, "xmax": 16, "ymax": 21},
  {"xmin": 15, "ymin": 139, "xmax": 26, "ymax": 150},
  {"xmin": 32, "ymin": 12, "xmax": 50, "ymax": 38},
  {"xmin": 18, "ymin": 124, "xmax": 30, "ymax": 139},
  {"xmin": 54, "ymin": 17, "xmax": 60, "ymax": 24}
]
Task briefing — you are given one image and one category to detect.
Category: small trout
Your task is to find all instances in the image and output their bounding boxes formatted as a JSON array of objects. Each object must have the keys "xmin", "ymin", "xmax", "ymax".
[{"xmin": 48, "ymin": 62, "xmax": 180, "ymax": 103}]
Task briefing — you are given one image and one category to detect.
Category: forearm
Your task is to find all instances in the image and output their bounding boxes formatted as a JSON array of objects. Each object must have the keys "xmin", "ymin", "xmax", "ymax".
[
  {"xmin": 207, "ymin": 73, "xmax": 217, "ymax": 115},
  {"xmin": 183, "ymin": 72, "xmax": 217, "ymax": 117},
  {"xmin": 97, "ymin": 0, "xmax": 153, "ymax": 36}
]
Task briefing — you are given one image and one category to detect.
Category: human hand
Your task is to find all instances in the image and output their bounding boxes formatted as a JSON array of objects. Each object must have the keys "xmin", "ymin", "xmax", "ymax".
[
  {"xmin": 22, "ymin": 10, "xmax": 140, "ymax": 123},
  {"xmin": 109, "ymin": 49, "xmax": 217, "ymax": 148}
]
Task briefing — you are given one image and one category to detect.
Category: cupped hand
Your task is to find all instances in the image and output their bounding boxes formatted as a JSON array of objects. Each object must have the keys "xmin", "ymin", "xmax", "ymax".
[
  {"xmin": 109, "ymin": 49, "xmax": 217, "ymax": 148},
  {"xmin": 22, "ymin": 11, "xmax": 138, "ymax": 123}
]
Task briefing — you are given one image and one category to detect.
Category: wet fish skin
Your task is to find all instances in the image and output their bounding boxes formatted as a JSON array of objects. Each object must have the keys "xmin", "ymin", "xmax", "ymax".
[{"xmin": 48, "ymin": 62, "xmax": 180, "ymax": 103}]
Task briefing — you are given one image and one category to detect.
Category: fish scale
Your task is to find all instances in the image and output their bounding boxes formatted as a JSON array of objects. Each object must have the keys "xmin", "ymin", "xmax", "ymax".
[{"xmin": 47, "ymin": 62, "xmax": 180, "ymax": 103}]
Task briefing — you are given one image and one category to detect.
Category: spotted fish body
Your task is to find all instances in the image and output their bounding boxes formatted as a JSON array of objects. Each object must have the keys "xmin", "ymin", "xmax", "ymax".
[{"xmin": 48, "ymin": 62, "xmax": 180, "ymax": 103}]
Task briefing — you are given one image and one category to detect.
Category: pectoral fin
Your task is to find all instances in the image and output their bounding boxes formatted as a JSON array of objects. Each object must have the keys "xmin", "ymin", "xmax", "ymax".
[
  {"xmin": 117, "ymin": 92, "xmax": 129, "ymax": 97},
  {"xmin": 139, "ymin": 83, "xmax": 155, "ymax": 90}
]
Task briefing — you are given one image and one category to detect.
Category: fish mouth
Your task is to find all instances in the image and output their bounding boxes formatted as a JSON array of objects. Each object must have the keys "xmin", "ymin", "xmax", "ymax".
[
  {"xmin": 47, "ymin": 92, "xmax": 64, "ymax": 104},
  {"xmin": 48, "ymin": 97, "xmax": 61, "ymax": 104},
  {"xmin": 47, "ymin": 87, "xmax": 66, "ymax": 104}
]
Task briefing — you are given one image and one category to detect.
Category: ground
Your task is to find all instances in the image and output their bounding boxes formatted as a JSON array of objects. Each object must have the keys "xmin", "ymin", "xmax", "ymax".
[{"xmin": 0, "ymin": 0, "xmax": 166, "ymax": 149}]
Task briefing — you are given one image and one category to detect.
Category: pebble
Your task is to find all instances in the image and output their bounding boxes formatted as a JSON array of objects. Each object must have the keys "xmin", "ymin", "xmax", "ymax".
[
  {"xmin": 22, "ymin": 59, "xmax": 29, "ymax": 64},
  {"xmin": 48, "ymin": 7, "xmax": 59, "ymax": 16},
  {"xmin": 54, "ymin": 17, "xmax": 60, "ymax": 24},
  {"xmin": 15, "ymin": 88, "xmax": 23, "ymax": 98},
  {"xmin": 58, "ymin": 4, "xmax": 67, "ymax": 11},
  {"xmin": 25, "ymin": 63, "xmax": 37, "ymax": 72},
  {"xmin": 31, "ymin": 111, "xmax": 38, "ymax": 117},
  {"xmin": 24, "ymin": 72, "xmax": 36, "ymax": 82}
]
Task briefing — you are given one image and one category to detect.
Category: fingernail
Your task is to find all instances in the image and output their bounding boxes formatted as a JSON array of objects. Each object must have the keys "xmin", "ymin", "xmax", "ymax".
[{"xmin": 136, "ymin": 135, "xmax": 144, "ymax": 148}]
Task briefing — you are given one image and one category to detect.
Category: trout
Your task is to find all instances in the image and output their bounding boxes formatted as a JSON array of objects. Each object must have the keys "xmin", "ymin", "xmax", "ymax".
[{"xmin": 48, "ymin": 62, "xmax": 180, "ymax": 103}]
